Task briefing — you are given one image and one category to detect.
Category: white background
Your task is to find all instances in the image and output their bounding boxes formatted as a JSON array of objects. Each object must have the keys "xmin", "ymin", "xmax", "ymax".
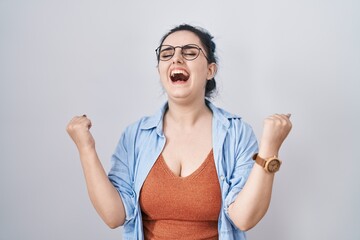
[{"xmin": 0, "ymin": 0, "xmax": 359, "ymax": 239}]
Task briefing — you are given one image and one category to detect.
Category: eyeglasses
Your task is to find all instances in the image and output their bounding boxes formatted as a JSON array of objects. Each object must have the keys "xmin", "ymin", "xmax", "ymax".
[{"xmin": 156, "ymin": 44, "xmax": 209, "ymax": 62}]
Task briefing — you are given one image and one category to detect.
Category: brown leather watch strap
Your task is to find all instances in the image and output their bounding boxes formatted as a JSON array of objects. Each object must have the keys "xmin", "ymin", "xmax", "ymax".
[{"xmin": 252, "ymin": 153, "xmax": 266, "ymax": 168}]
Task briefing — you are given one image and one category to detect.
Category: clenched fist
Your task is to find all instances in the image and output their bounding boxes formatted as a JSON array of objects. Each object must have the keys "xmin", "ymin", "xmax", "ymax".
[
  {"xmin": 259, "ymin": 114, "xmax": 292, "ymax": 157},
  {"xmin": 66, "ymin": 115, "xmax": 95, "ymax": 152}
]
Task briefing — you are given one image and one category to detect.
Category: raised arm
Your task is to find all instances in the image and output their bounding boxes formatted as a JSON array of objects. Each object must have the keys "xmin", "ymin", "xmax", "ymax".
[
  {"xmin": 66, "ymin": 115, "xmax": 125, "ymax": 228},
  {"xmin": 228, "ymin": 113, "xmax": 292, "ymax": 231}
]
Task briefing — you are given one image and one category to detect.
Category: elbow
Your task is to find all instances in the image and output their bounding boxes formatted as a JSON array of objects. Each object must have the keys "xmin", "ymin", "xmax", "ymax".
[
  {"xmin": 236, "ymin": 221, "xmax": 256, "ymax": 232},
  {"xmin": 103, "ymin": 215, "xmax": 125, "ymax": 229},
  {"xmin": 107, "ymin": 222, "xmax": 122, "ymax": 229},
  {"xmin": 228, "ymin": 205, "xmax": 261, "ymax": 232},
  {"xmin": 230, "ymin": 214, "xmax": 257, "ymax": 231},
  {"xmin": 100, "ymin": 206, "xmax": 126, "ymax": 229},
  {"xmin": 232, "ymin": 214, "xmax": 263, "ymax": 231}
]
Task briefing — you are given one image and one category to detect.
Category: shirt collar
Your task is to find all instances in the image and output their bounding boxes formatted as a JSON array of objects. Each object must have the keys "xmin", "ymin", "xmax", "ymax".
[
  {"xmin": 139, "ymin": 100, "xmax": 241, "ymax": 135},
  {"xmin": 207, "ymin": 100, "xmax": 241, "ymax": 129}
]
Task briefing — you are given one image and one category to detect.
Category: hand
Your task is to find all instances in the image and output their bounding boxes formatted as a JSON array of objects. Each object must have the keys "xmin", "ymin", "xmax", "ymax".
[
  {"xmin": 66, "ymin": 115, "xmax": 95, "ymax": 152},
  {"xmin": 259, "ymin": 114, "xmax": 292, "ymax": 157}
]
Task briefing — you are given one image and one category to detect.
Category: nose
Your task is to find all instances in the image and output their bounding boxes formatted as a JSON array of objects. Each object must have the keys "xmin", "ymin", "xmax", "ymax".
[{"xmin": 172, "ymin": 48, "xmax": 184, "ymax": 64}]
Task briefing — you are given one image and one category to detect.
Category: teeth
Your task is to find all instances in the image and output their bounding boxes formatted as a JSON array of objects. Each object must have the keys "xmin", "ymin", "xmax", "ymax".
[{"xmin": 171, "ymin": 69, "xmax": 189, "ymax": 77}]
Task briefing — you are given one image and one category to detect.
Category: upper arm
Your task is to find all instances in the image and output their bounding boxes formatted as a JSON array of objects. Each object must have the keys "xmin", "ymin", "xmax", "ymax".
[{"xmin": 108, "ymin": 129, "xmax": 137, "ymax": 224}]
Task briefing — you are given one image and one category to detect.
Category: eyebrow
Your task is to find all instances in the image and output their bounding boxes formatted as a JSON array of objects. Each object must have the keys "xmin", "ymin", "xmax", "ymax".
[
  {"xmin": 182, "ymin": 44, "xmax": 198, "ymax": 48},
  {"xmin": 160, "ymin": 46, "xmax": 174, "ymax": 52}
]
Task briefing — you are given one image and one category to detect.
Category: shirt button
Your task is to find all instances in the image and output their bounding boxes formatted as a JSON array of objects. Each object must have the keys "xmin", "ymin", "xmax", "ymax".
[{"xmin": 220, "ymin": 175, "xmax": 225, "ymax": 181}]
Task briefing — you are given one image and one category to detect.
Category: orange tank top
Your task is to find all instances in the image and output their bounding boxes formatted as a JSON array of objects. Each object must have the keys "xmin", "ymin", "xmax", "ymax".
[{"xmin": 139, "ymin": 149, "xmax": 221, "ymax": 240}]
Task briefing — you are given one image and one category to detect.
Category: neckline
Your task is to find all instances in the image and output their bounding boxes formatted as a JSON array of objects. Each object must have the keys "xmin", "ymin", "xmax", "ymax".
[{"xmin": 159, "ymin": 149, "xmax": 214, "ymax": 180}]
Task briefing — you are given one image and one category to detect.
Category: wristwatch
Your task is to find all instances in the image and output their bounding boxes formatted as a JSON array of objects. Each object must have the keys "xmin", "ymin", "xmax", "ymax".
[{"xmin": 252, "ymin": 153, "xmax": 282, "ymax": 173}]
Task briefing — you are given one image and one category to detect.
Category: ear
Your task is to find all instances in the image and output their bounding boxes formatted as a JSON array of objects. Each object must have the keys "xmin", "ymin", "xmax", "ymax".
[{"xmin": 207, "ymin": 63, "xmax": 217, "ymax": 80}]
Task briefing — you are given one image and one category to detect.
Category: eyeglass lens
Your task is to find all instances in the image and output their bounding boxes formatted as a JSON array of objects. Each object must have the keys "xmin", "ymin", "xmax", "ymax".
[{"xmin": 158, "ymin": 45, "xmax": 201, "ymax": 61}]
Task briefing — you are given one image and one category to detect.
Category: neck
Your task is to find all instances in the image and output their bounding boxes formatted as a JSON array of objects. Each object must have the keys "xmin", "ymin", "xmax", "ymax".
[{"xmin": 165, "ymin": 98, "xmax": 211, "ymax": 127}]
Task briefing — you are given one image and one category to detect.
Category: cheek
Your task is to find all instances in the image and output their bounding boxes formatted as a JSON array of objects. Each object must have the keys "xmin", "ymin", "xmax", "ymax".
[
  {"xmin": 158, "ymin": 63, "xmax": 168, "ymax": 75},
  {"xmin": 157, "ymin": 67, "xmax": 166, "ymax": 81},
  {"xmin": 191, "ymin": 64, "xmax": 209, "ymax": 80}
]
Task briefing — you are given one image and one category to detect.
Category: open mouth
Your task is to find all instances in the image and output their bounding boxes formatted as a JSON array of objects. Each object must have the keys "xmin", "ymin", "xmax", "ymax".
[{"xmin": 170, "ymin": 69, "xmax": 190, "ymax": 82}]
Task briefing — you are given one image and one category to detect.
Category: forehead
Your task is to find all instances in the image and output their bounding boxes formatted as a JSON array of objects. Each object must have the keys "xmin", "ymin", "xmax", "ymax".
[{"xmin": 162, "ymin": 30, "xmax": 202, "ymax": 46}]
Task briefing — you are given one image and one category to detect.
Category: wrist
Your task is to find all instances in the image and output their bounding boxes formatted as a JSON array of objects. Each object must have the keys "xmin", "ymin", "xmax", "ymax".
[
  {"xmin": 253, "ymin": 153, "xmax": 282, "ymax": 174},
  {"xmin": 259, "ymin": 141, "xmax": 281, "ymax": 156},
  {"xmin": 258, "ymin": 148, "xmax": 279, "ymax": 159},
  {"xmin": 78, "ymin": 145, "xmax": 96, "ymax": 157}
]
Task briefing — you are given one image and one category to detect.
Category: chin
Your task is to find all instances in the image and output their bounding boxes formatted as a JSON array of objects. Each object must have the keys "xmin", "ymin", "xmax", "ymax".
[{"xmin": 166, "ymin": 91, "xmax": 192, "ymax": 102}]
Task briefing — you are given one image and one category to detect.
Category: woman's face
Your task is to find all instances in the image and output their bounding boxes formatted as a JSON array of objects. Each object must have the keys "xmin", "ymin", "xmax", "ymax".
[{"xmin": 157, "ymin": 30, "xmax": 216, "ymax": 104}]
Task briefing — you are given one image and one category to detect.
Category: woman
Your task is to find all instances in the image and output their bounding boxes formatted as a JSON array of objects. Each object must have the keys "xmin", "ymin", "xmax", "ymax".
[{"xmin": 67, "ymin": 24, "xmax": 292, "ymax": 239}]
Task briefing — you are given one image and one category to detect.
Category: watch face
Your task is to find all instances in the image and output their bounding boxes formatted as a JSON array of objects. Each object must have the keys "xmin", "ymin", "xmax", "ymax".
[{"xmin": 268, "ymin": 159, "xmax": 281, "ymax": 173}]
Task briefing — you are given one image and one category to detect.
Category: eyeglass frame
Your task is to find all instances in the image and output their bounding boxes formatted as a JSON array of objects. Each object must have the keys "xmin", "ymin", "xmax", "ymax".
[{"xmin": 155, "ymin": 44, "xmax": 210, "ymax": 62}]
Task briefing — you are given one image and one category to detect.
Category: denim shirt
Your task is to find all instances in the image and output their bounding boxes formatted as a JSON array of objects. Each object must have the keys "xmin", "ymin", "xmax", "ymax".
[{"xmin": 108, "ymin": 101, "xmax": 258, "ymax": 240}]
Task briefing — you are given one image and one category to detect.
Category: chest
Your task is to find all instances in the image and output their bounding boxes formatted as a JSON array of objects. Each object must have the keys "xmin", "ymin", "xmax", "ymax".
[
  {"xmin": 161, "ymin": 127, "xmax": 212, "ymax": 177},
  {"xmin": 140, "ymin": 151, "xmax": 221, "ymax": 221}
]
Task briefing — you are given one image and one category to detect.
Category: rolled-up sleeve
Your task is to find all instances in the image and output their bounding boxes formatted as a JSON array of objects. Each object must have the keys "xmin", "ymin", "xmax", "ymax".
[
  {"xmin": 108, "ymin": 131, "xmax": 136, "ymax": 223},
  {"xmin": 224, "ymin": 121, "xmax": 258, "ymax": 217}
]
